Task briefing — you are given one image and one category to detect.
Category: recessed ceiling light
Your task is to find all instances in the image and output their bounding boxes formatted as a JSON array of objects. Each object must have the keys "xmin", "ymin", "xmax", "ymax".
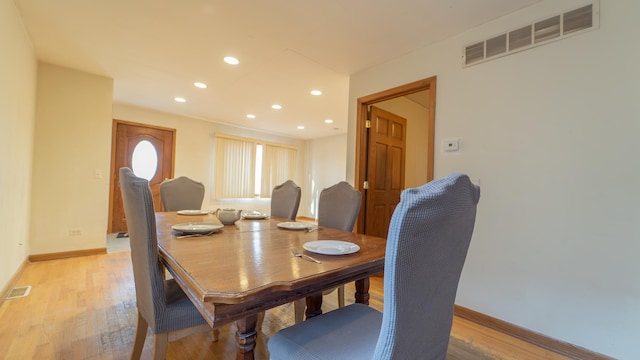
[
  {"xmin": 224, "ymin": 56, "xmax": 239, "ymax": 65},
  {"xmin": 324, "ymin": 119, "xmax": 333, "ymax": 124},
  {"xmin": 174, "ymin": 97, "xmax": 186, "ymax": 103},
  {"xmin": 194, "ymin": 82, "xmax": 207, "ymax": 89},
  {"xmin": 297, "ymin": 125, "xmax": 305, "ymax": 130},
  {"xmin": 310, "ymin": 90, "xmax": 322, "ymax": 96},
  {"xmin": 246, "ymin": 114, "xmax": 256, "ymax": 119},
  {"xmin": 272, "ymin": 104, "xmax": 282, "ymax": 110}
]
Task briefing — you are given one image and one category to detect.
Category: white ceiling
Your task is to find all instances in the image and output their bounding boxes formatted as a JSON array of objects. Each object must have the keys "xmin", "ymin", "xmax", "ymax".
[{"xmin": 15, "ymin": 0, "xmax": 540, "ymax": 139}]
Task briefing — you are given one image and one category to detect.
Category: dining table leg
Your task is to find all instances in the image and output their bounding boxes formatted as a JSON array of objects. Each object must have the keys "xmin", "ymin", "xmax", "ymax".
[
  {"xmin": 355, "ymin": 277, "xmax": 370, "ymax": 305},
  {"xmin": 235, "ymin": 314, "xmax": 258, "ymax": 360},
  {"xmin": 305, "ymin": 292, "xmax": 324, "ymax": 319}
]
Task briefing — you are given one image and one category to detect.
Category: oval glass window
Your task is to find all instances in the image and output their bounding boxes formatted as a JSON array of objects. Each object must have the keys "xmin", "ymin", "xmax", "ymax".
[{"xmin": 131, "ymin": 140, "xmax": 158, "ymax": 180}]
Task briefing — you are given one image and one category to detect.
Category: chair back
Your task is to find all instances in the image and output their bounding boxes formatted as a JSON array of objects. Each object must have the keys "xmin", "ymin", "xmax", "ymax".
[
  {"xmin": 270, "ymin": 180, "xmax": 301, "ymax": 220},
  {"xmin": 373, "ymin": 173, "xmax": 480, "ymax": 359},
  {"xmin": 120, "ymin": 168, "xmax": 207, "ymax": 335},
  {"xmin": 119, "ymin": 168, "xmax": 167, "ymax": 332},
  {"xmin": 159, "ymin": 176, "xmax": 205, "ymax": 211},
  {"xmin": 317, "ymin": 181, "xmax": 361, "ymax": 231}
]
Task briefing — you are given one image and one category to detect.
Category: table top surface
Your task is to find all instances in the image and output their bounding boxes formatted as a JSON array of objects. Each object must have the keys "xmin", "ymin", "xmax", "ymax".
[{"xmin": 156, "ymin": 212, "xmax": 387, "ymax": 307}]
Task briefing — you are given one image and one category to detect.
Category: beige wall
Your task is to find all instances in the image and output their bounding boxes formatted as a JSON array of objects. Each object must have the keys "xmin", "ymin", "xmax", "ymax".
[
  {"xmin": 302, "ymin": 134, "xmax": 348, "ymax": 218},
  {"xmin": 0, "ymin": 0, "xmax": 37, "ymax": 291},
  {"xmin": 29, "ymin": 63, "xmax": 113, "ymax": 255},
  {"xmin": 347, "ymin": 1, "xmax": 639, "ymax": 358}
]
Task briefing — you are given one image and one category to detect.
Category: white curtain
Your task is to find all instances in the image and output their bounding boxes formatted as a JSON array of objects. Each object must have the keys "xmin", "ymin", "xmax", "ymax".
[
  {"xmin": 260, "ymin": 144, "xmax": 296, "ymax": 197},
  {"xmin": 213, "ymin": 136, "xmax": 255, "ymax": 198}
]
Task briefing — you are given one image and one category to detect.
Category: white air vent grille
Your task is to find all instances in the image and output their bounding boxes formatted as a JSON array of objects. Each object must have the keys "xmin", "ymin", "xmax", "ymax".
[
  {"xmin": 6, "ymin": 286, "xmax": 31, "ymax": 300},
  {"xmin": 486, "ymin": 34, "xmax": 507, "ymax": 58},
  {"xmin": 564, "ymin": 5, "xmax": 593, "ymax": 34},
  {"xmin": 534, "ymin": 15, "xmax": 561, "ymax": 43},
  {"xmin": 463, "ymin": 2, "xmax": 599, "ymax": 67},
  {"xmin": 465, "ymin": 42, "xmax": 484, "ymax": 64},
  {"xmin": 509, "ymin": 25, "xmax": 533, "ymax": 51}
]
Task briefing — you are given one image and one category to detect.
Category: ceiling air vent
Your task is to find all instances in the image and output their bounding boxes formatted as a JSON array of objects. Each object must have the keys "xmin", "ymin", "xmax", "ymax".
[{"xmin": 463, "ymin": 1, "xmax": 599, "ymax": 67}]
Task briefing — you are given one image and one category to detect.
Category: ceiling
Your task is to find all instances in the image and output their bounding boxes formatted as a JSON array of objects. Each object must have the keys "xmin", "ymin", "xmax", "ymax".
[{"xmin": 15, "ymin": 0, "xmax": 541, "ymax": 139}]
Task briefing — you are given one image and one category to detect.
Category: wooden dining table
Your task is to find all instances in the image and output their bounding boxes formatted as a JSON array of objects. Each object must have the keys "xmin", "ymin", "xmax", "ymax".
[{"xmin": 155, "ymin": 211, "xmax": 387, "ymax": 360}]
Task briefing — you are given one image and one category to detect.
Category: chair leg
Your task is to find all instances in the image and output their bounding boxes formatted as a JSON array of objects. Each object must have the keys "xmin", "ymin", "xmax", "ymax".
[
  {"xmin": 338, "ymin": 285, "xmax": 345, "ymax": 308},
  {"xmin": 212, "ymin": 328, "xmax": 220, "ymax": 342},
  {"xmin": 152, "ymin": 332, "xmax": 169, "ymax": 360},
  {"xmin": 293, "ymin": 299, "xmax": 305, "ymax": 323},
  {"xmin": 256, "ymin": 311, "xmax": 266, "ymax": 332},
  {"xmin": 130, "ymin": 311, "xmax": 148, "ymax": 360}
]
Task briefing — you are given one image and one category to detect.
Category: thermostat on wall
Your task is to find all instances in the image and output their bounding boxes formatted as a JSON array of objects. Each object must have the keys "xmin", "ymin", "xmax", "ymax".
[{"xmin": 442, "ymin": 138, "xmax": 459, "ymax": 152}]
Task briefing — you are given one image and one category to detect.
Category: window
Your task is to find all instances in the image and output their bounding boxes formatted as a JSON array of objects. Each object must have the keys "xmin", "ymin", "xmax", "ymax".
[
  {"xmin": 131, "ymin": 140, "xmax": 158, "ymax": 180},
  {"xmin": 213, "ymin": 134, "xmax": 297, "ymax": 198}
]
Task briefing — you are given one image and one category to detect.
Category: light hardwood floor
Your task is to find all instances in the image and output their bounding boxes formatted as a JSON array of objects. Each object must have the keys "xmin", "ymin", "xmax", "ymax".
[{"xmin": 0, "ymin": 251, "xmax": 570, "ymax": 359}]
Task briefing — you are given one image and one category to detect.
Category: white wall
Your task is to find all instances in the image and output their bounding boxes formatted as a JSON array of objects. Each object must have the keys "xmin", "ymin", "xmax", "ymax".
[
  {"xmin": 0, "ymin": 0, "xmax": 37, "ymax": 290},
  {"xmin": 29, "ymin": 63, "xmax": 113, "ymax": 255},
  {"xmin": 113, "ymin": 103, "xmax": 310, "ymax": 217},
  {"xmin": 347, "ymin": 1, "xmax": 640, "ymax": 358},
  {"xmin": 302, "ymin": 134, "xmax": 348, "ymax": 218}
]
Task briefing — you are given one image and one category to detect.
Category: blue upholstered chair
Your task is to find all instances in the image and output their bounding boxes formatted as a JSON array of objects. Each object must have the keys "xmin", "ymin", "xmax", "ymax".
[
  {"xmin": 119, "ymin": 168, "xmax": 217, "ymax": 359},
  {"xmin": 159, "ymin": 176, "xmax": 205, "ymax": 211},
  {"xmin": 270, "ymin": 180, "xmax": 301, "ymax": 220},
  {"xmin": 268, "ymin": 173, "xmax": 480, "ymax": 360},
  {"xmin": 293, "ymin": 181, "xmax": 362, "ymax": 323}
]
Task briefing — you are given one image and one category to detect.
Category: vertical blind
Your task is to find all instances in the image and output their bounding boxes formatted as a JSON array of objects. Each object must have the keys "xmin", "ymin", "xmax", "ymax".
[
  {"xmin": 260, "ymin": 144, "xmax": 296, "ymax": 197},
  {"xmin": 213, "ymin": 134, "xmax": 296, "ymax": 198},
  {"xmin": 213, "ymin": 136, "xmax": 256, "ymax": 198}
]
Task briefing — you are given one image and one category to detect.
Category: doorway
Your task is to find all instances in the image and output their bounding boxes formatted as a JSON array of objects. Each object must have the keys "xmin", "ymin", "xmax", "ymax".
[
  {"xmin": 355, "ymin": 76, "xmax": 436, "ymax": 235},
  {"xmin": 362, "ymin": 106, "xmax": 407, "ymax": 238},
  {"xmin": 107, "ymin": 120, "xmax": 176, "ymax": 233}
]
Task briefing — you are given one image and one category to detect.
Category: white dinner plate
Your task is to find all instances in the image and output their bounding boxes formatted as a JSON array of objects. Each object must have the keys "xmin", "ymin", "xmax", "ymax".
[
  {"xmin": 243, "ymin": 211, "xmax": 268, "ymax": 220},
  {"xmin": 277, "ymin": 222, "xmax": 311, "ymax": 230},
  {"xmin": 177, "ymin": 210, "xmax": 210, "ymax": 216},
  {"xmin": 303, "ymin": 240, "xmax": 360, "ymax": 255},
  {"xmin": 171, "ymin": 222, "xmax": 224, "ymax": 234}
]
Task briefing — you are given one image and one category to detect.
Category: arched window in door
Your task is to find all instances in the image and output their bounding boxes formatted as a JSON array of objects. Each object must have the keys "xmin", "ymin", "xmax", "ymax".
[{"xmin": 131, "ymin": 140, "xmax": 158, "ymax": 180}]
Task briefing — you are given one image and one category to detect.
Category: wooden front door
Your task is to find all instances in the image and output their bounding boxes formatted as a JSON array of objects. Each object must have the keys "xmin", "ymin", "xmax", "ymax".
[
  {"xmin": 108, "ymin": 120, "xmax": 175, "ymax": 233},
  {"xmin": 363, "ymin": 106, "xmax": 406, "ymax": 238}
]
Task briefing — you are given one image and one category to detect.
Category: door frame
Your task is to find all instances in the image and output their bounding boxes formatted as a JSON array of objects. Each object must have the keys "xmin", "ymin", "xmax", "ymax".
[
  {"xmin": 355, "ymin": 76, "xmax": 436, "ymax": 233},
  {"xmin": 107, "ymin": 119, "xmax": 176, "ymax": 233}
]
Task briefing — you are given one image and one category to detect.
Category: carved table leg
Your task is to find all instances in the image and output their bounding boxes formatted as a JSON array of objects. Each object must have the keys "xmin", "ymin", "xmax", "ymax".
[
  {"xmin": 355, "ymin": 277, "xmax": 370, "ymax": 305},
  {"xmin": 305, "ymin": 292, "xmax": 323, "ymax": 319},
  {"xmin": 235, "ymin": 314, "xmax": 258, "ymax": 360}
]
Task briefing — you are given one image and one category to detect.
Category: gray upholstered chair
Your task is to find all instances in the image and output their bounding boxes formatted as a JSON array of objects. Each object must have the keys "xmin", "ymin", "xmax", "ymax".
[
  {"xmin": 317, "ymin": 181, "xmax": 362, "ymax": 232},
  {"xmin": 159, "ymin": 176, "xmax": 205, "ymax": 211},
  {"xmin": 268, "ymin": 173, "xmax": 480, "ymax": 360},
  {"xmin": 293, "ymin": 181, "xmax": 362, "ymax": 323},
  {"xmin": 119, "ymin": 168, "xmax": 218, "ymax": 360},
  {"xmin": 270, "ymin": 180, "xmax": 301, "ymax": 220}
]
